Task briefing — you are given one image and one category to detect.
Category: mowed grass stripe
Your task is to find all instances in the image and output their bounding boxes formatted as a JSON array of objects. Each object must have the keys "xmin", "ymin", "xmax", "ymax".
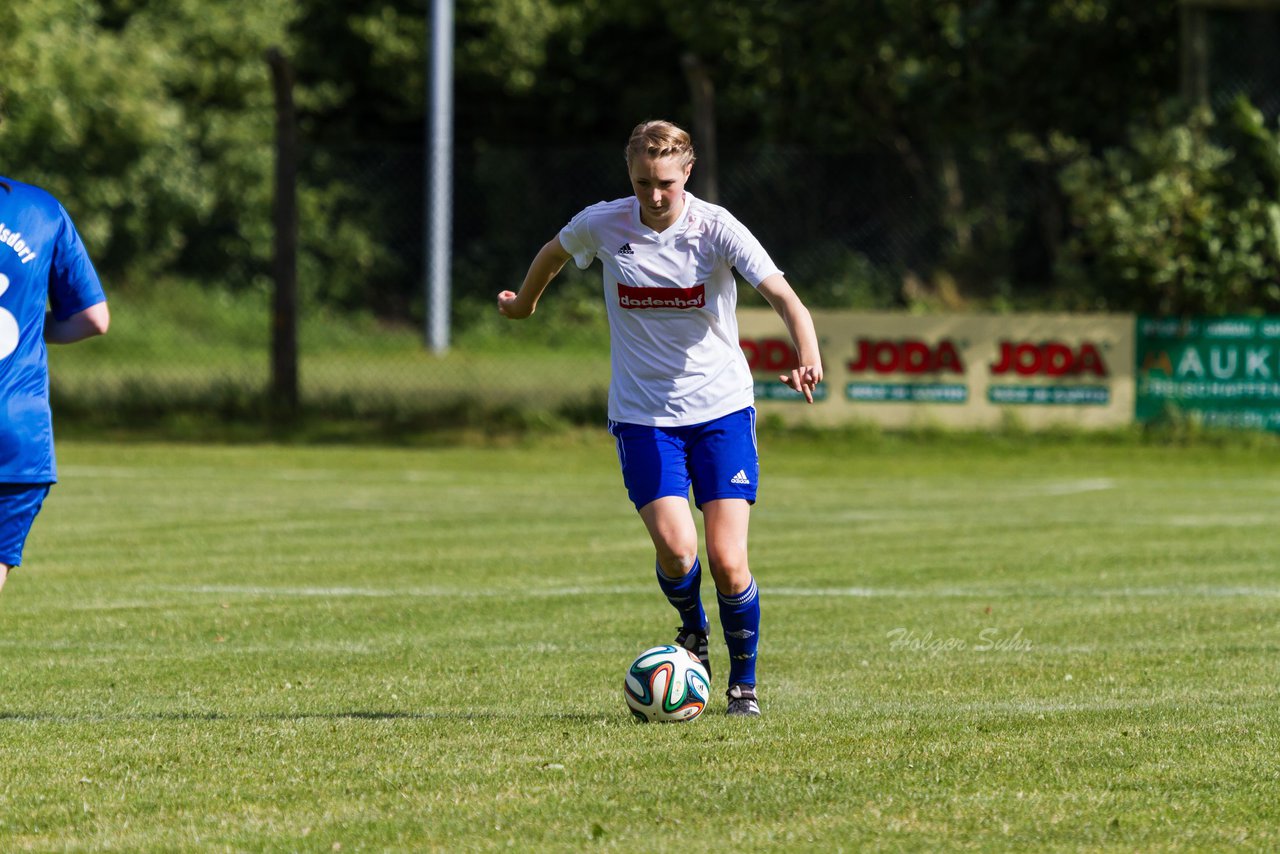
[{"xmin": 69, "ymin": 582, "xmax": 1280, "ymax": 600}]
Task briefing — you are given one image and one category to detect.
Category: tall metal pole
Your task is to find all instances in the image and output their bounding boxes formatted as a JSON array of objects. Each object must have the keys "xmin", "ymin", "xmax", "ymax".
[{"xmin": 426, "ymin": 0, "xmax": 454, "ymax": 353}]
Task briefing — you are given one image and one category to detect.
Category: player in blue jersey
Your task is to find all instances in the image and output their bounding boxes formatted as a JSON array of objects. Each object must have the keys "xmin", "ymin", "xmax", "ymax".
[
  {"xmin": 499, "ymin": 121, "xmax": 822, "ymax": 716},
  {"xmin": 0, "ymin": 177, "xmax": 109, "ymax": 596}
]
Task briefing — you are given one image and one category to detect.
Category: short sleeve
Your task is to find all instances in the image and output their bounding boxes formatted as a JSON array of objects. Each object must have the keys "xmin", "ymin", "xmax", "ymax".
[
  {"xmin": 716, "ymin": 213, "xmax": 782, "ymax": 288},
  {"xmin": 558, "ymin": 204, "xmax": 602, "ymax": 270},
  {"xmin": 47, "ymin": 205, "xmax": 105, "ymax": 321}
]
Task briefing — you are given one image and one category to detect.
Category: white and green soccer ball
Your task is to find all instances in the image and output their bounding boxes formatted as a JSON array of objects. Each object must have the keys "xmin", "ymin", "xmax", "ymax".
[{"xmin": 624, "ymin": 644, "xmax": 711, "ymax": 723}]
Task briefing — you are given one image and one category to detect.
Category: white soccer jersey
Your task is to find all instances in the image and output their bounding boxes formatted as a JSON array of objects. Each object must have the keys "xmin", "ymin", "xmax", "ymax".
[{"xmin": 559, "ymin": 192, "xmax": 781, "ymax": 427}]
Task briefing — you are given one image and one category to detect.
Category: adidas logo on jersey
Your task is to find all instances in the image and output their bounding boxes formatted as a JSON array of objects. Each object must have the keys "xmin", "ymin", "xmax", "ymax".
[
  {"xmin": 618, "ymin": 243, "xmax": 634, "ymax": 255},
  {"xmin": 730, "ymin": 470, "xmax": 751, "ymax": 485}
]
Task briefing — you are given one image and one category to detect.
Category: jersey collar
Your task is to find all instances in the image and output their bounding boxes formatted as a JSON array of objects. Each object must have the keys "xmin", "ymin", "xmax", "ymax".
[{"xmin": 632, "ymin": 191, "xmax": 695, "ymax": 243}]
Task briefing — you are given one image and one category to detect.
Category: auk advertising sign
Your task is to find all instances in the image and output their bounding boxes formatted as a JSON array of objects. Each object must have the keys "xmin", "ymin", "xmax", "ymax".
[
  {"xmin": 737, "ymin": 311, "xmax": 1134, "ymax": 429},
  {"xmin": 1136, "ymin": 316, "xmax": 1280, "ymax": 431}
]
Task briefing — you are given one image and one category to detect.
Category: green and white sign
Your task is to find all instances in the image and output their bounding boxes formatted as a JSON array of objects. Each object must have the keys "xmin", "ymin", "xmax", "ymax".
[{"xmin": 1136, "ymin": 316, "xmax": 1280, "ymax": 431}]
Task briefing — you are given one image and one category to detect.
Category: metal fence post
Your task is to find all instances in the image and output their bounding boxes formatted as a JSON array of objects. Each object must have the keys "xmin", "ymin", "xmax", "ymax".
[{"xmin": 267, "ymin": 47, "xmax": 299, "ymax": 413}]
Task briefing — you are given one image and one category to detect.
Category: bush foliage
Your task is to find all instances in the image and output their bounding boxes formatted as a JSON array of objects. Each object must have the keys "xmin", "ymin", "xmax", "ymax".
[{"xmin": 1057, "ymin": 99, "xmax": 1280, "ymax": 314}]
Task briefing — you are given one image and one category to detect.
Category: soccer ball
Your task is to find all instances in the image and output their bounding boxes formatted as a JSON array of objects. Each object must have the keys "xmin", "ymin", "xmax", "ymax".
[{"xmin": 624, "ymin": 644, "xmax": 711, "ymax": 723}]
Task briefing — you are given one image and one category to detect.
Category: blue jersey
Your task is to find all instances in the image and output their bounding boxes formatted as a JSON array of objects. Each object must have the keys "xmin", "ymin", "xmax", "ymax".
[{"xmin": 0, "ymin": 177, "xmax": 106, "ymax": 483}]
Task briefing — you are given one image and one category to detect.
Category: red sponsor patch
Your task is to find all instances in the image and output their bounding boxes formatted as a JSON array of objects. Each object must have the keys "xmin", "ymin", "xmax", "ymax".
[{"xmin": 617, "ymin": 282, "xmax": 706, "ymax": 310}]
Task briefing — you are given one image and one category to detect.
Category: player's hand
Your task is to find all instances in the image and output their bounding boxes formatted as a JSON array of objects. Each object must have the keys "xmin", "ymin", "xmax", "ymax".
[
  {"xmin": 496, "ymin": 290, "xmax": 531, "ymax": 319},
  {"xmin": 781, "ymin": 365, "xmax": 823, "ymax": 403}
]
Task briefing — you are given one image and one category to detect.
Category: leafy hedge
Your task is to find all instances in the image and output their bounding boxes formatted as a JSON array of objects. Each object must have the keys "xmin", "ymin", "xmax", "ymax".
[{"xmin": 1057, "ymin": 98, "xmax": 1280, "ymax": 314}]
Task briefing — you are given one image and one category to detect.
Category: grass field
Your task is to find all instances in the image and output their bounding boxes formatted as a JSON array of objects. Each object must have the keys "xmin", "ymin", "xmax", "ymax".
[{"xmin": 2, "ymin": 432, "xmax": 1277, "ymax": 851}]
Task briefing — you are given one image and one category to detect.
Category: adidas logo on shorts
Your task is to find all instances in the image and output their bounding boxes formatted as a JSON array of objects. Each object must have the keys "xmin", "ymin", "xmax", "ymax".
[
  {"xmin": 618, "ymin": 243, "xmax": 634, "ymax": 255},
  {"xmin": 730, "ymin": 469, "xmax": 751, "ymax": 485}
]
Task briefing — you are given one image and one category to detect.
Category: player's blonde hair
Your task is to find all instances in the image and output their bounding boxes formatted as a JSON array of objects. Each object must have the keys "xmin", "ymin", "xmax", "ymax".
[{"xmin": 625, "ymin": 120, "xmax": 696, "ymax": 169}]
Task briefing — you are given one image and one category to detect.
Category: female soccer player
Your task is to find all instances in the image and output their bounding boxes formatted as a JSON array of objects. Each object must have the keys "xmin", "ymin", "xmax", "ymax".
[
  {"xmin": 0, "ymin": 176, "xmax": 109, "ymax": 596},
  {"xmin": 498, "ymin": 120, "xmax": 822, "ymax": 716}
]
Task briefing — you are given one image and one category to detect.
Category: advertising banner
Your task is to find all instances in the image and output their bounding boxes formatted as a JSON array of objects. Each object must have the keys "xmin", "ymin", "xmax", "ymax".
[
  {"xmin": 738, "ymin": 310, "xmax": 1134, "ymax": 429},
  {"xmin": 1136, "ymin": 316, "xmax": 1280, "ymax": 431}
]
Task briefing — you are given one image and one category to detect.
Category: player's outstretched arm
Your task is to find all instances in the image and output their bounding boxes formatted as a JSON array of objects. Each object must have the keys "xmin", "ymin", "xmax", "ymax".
[
  {"xmin": 498, "ymin": 238, "xmax": 572, "ymax": 320},
  {"xmin": 757, "ymin": 274, "xmax": 823, "ymax": 403},
  {"xmin": 45, "ymin": 301, "xmax": 109, "ymax": 344}
]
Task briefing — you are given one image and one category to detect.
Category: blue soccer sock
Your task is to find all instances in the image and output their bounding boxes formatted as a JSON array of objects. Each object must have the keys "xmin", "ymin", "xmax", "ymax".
[
  {"xmin": 655, "ymin": 558, "xmax": 708, "ymax": 633},
  {"xmin": 718, "ymin": 576, "xmax": 760, "ymax": 686}
]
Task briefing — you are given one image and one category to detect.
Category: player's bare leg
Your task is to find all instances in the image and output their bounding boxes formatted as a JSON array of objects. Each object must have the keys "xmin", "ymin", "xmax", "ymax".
[
  {"xmin": 639, "ymin": 496, "xmax": 711, "ymax": 675},
  {"xmin": 638, "ymin": 496, "xmax": 699, "ymax": 579},
  {"xmin": 0, "ymin": 564, "xmax": 10, "ymax": 597},
  {"xmin": 702, "ymin": 498, "xmax": 752, "ymax": 595}
]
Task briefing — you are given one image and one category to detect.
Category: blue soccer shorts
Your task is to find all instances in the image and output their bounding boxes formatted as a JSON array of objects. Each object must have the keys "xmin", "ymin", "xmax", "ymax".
[
  {"xmin": 0, "ymin": 483, "xmax": 52, "ymax": 567},
  {"xmin": 609, "ymin": 406, "xmax": 759, "ymax": 510}
]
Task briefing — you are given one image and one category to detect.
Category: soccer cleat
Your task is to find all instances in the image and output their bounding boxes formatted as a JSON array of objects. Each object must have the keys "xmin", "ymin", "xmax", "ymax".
[
  {"xmin": 674, "ymin": 627, "xmax": 711, "ymax": 681},
  {"xmin": 726, "ymin": 683, "xmax": 760, "ymax": 717}
]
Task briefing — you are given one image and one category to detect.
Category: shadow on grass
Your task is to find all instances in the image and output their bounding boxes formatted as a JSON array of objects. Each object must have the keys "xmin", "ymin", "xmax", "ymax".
[
  {"xmin": 0, "ymin": 710, "xmax": 617, "ymax": 724},
  {"xmin": 51, "ymin": 384, "xmax": 612, "ymax": 445}
]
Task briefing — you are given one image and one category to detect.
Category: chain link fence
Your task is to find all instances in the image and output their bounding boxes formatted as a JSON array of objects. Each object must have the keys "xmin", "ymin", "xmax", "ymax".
[
  {"xmin": 51, "ymin": 140, "xmax": 965, "ymax": 429},
  {"xmin": 1203, "ymin": 4, "xmax": 1280, "ymax": 119}
]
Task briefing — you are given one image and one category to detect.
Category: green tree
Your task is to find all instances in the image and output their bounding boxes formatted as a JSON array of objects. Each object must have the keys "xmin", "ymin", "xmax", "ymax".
[
  {"xmin": 1057, "ymin": 99, "xmax": 1280, "ymax": 314},
  {"xmin": 0, "ymin": 0, "xmax": 294, "ymax": 288}
]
